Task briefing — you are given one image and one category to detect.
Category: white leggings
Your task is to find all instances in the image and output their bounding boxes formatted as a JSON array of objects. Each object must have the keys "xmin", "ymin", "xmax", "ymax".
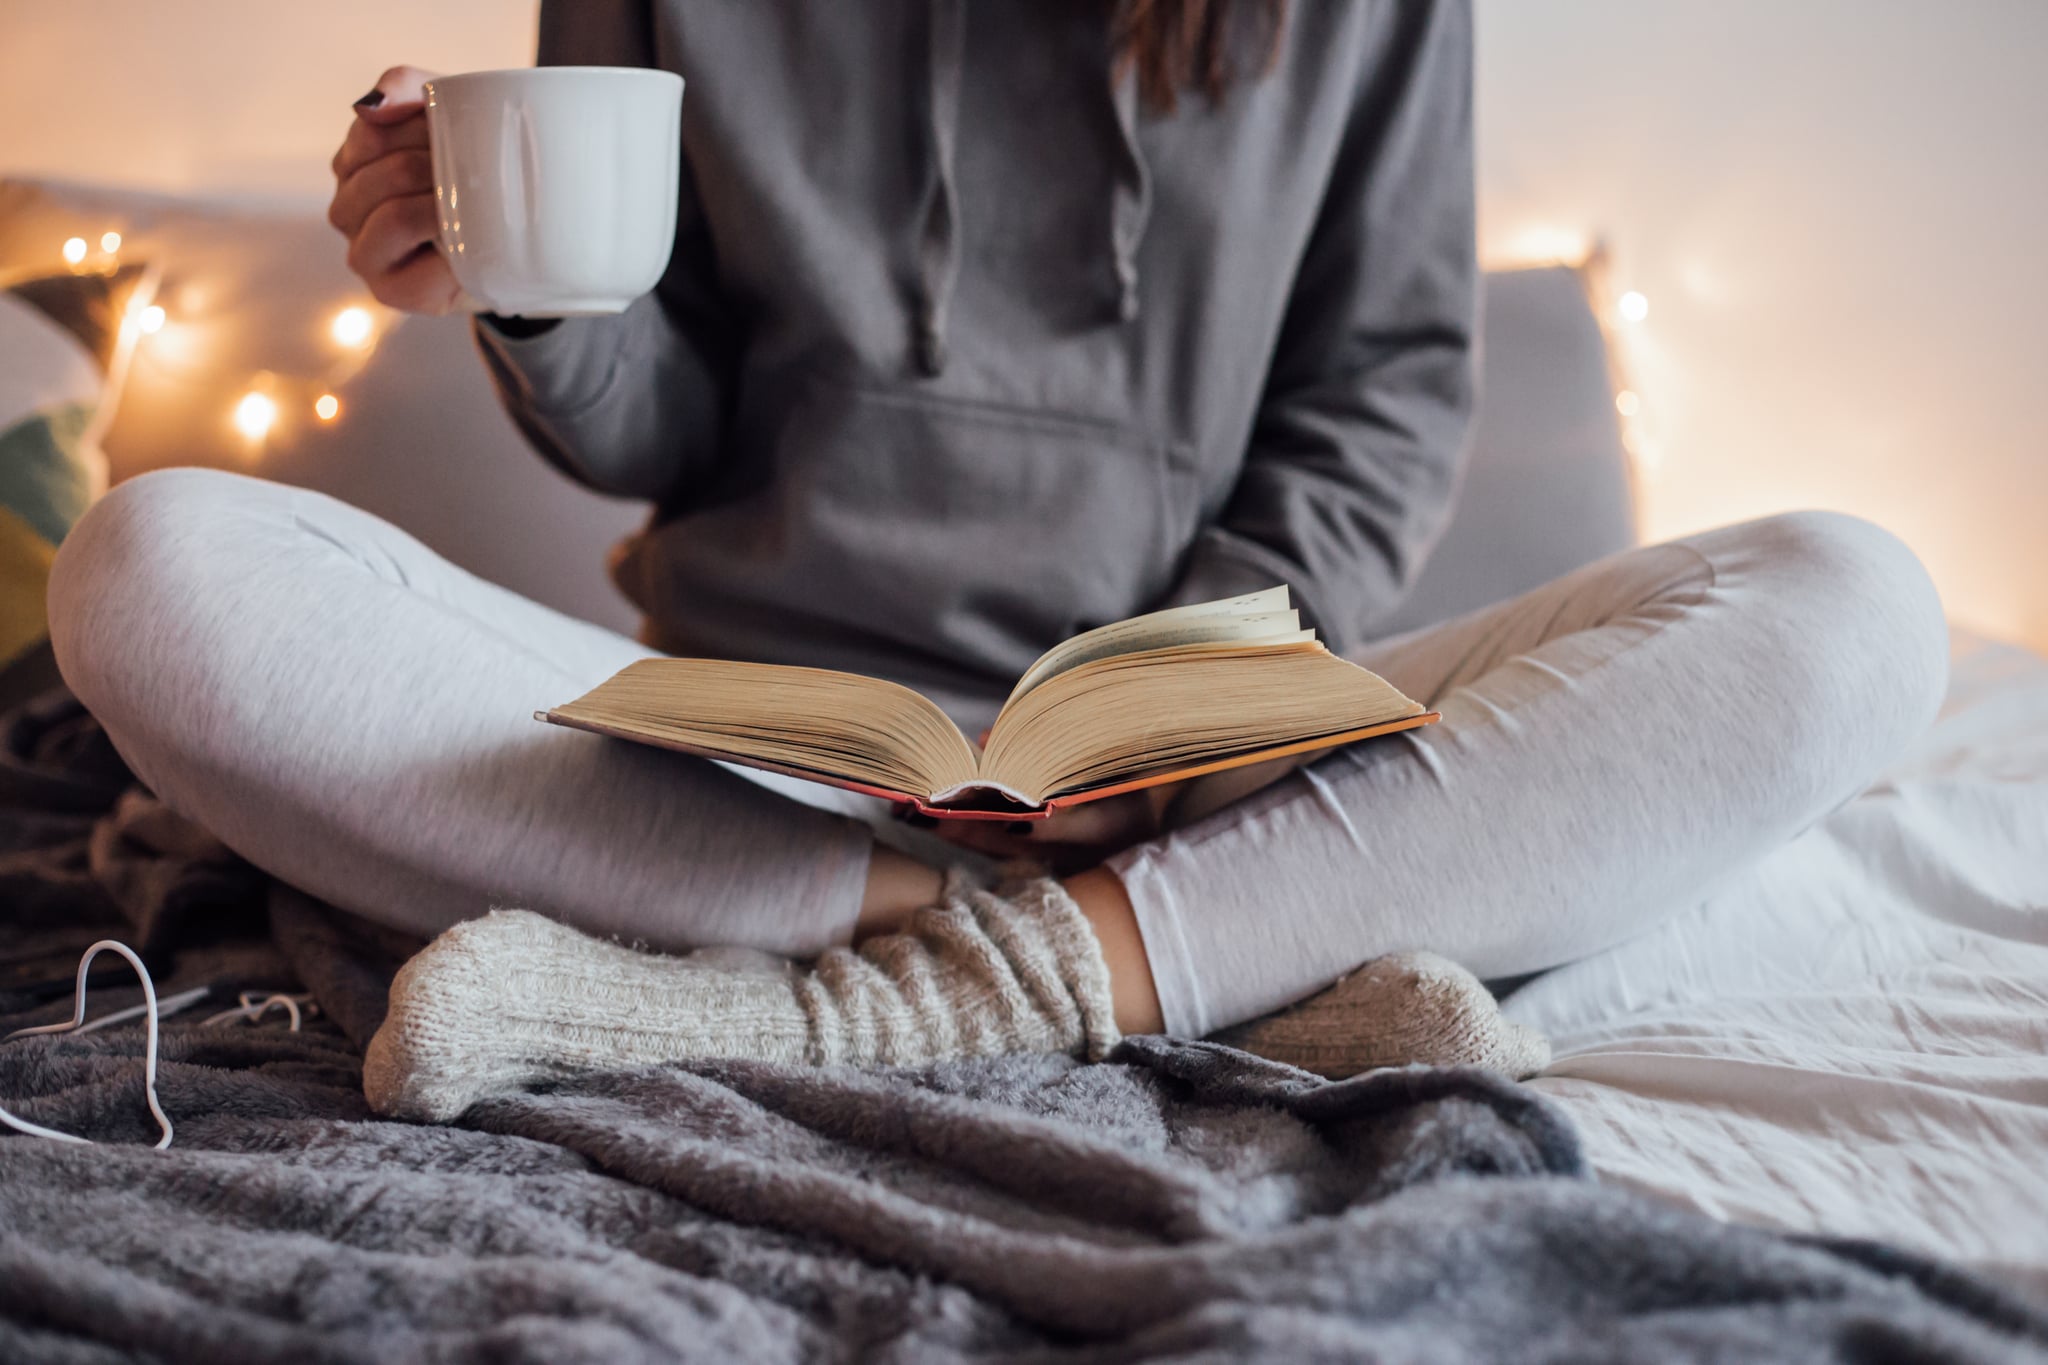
[{"xmin": 49, "ymin": 469, "xmax": 1949, "ymax": 1037}]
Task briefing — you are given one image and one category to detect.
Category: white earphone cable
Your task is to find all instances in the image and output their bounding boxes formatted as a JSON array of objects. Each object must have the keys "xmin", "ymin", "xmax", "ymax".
[
  {"xmin": 201, "ymin": 991, "xmax": 316, "ymax": 1031},
  {"xmin": 1, "ymin": 940, "xmax": 174, "ymax": 1149},
  {"xmin": 2, "ymin": 947, "xmax": 324, "ymax": 1152}
]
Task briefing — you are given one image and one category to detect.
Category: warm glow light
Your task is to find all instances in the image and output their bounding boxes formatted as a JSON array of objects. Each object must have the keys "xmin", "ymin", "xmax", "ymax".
[
  {"xmin": 1618, "ymin": 290, "xmax": 1651, "ymax": 322},
  {"xmin": 1492, "ymin": 224, "xmax": 1593, "ymax": 269},
  {"xmin": 137, "ymin": 304, "xmax": 166, "ymax": 335},
  {"xmin": 314, "ymin": 393, "xmax": 341, "ymax": 422},
  {"xmin": 1615, "ymin": 390, "xmax": 1642, "ymax": 417},
  {"xmin": 330, "ymin": 306, "xmax": 374, "ymax": 348},
  {"xmin": 1676, "ymin": 258, "xmax": 1729, "ymax": 308},
  {"xmin": 1621, "ymin": 425, "xmax": 1662, "ymax": 473},
  {"xmin": 100, "ymin": 231, "xmax": 122, "ymax": 253},
  {"xmin": 61, "ymin": 237, "xmax": 86, "ymax": 265},
  {"xmin": 233, "ymin": 390, "xmax": 279, "ymax": 441}
]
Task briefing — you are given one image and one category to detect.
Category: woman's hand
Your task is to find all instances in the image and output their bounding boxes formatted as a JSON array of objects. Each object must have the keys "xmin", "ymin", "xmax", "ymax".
[
  {"xmin": 328, "ymin": 66, "xmax": 461, "ymax": 315},
  {"xmin": 929, "ymin": 745, "xmax": 1332, "ymax": 872},
  {"xmin": 929, "ymin": 784, "xmax": 1182, "ymax": 873}
]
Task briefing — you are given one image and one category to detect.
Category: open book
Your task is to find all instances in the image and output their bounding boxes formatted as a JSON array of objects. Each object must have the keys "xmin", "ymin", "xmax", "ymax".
[{"xmin": 539, "ymin": 587, "xmax": 1438, "ymax": 820}]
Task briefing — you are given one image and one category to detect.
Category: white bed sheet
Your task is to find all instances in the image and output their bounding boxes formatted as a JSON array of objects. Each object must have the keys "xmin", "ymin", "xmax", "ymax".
[{"xmin": 1508, "ymin": 630, "xmax": 2048, "ymax": 1292}]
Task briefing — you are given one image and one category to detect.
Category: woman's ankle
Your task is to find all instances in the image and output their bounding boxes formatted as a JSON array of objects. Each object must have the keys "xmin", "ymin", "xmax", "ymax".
[
  {"xmin": 1062, "ymin": 867, "xmax": 1164, "ymax": 1036},
  {"xmin": 857, "ymin": 850, "xmax": 1162, "ymax": 1038},
  {"xmin": 854, "ymin": 844, "xmax": 946, "ymax": 939}
]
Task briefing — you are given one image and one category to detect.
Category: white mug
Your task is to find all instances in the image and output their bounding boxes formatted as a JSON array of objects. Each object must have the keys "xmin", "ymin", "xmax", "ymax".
[{"xmin": 423, "ymin": 66, "xmax": 684, "ymax": 317}]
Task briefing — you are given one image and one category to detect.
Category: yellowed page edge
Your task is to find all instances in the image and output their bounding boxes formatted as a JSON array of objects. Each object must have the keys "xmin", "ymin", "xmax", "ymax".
[{"xmin": 1037, "ymin": 712, "xmax": 1440, "ymax": 810}]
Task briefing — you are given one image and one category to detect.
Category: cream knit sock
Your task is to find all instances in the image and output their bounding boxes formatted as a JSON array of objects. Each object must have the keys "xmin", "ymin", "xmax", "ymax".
[
  {"xmin": 363, "ymin": 872, "xmax": 1121, "ymax": 1122},
  {"xmin": 1210, "ymin": 952, "xmax": 1550, "ymax": 1080}
]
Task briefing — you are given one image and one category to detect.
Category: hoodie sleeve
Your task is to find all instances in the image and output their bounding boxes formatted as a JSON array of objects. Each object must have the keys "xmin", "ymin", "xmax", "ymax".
[
  {"xmin": 1160, "ymin": 0, "xmax": 1477, "ymax": 652},
  {"xmin": 473, "ymin": 0, "xmax": 731, "ymax": 506}
]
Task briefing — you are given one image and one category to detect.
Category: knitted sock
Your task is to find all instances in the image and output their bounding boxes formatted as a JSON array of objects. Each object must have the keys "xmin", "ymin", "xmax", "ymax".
[
  {"xmin": 363, "ymin": 872, "xmax": 1120, "ymax": 1121},
  {"xmin": 1210, "ymin": 952, "xmax": 1550, "ymax": 1080}
]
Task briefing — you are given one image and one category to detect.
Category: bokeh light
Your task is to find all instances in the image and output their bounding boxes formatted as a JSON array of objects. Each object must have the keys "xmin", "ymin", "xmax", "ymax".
[
  {"xmin": 233, "ymin": 391, "xmax": 279, "ymax": 441},
  {"xmin": 330, "ymin": 306, "xmax": 374, "ymax": 348}
]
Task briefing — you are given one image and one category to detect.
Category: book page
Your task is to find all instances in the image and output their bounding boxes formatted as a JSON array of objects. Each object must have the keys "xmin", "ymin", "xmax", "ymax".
[
  {"xmin": 983, "ymin": 641, "xmax": 1425, "ymax": 802},
  {"xmin": 1004, "ymin": 586, "xmax": 1302, "ymax": 705},
  {"xmin": 545, "ymin": 659, "xmax": 979, "ymax": 798}
]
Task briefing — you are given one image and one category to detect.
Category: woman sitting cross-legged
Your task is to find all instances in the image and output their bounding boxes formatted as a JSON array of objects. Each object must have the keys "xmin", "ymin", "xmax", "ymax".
[{"xmin": 47, "ymin": 1, "xmax": 1947, "ymax": 1120}]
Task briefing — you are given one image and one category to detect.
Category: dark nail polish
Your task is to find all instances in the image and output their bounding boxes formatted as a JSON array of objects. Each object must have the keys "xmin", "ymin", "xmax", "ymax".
[
  {"xmin": 905, "ymin": 813, "xmax": 939, "ymax": 829},
  {"xmin": 1006, "ymin": 821, "xmax": 1035, "ymax": 836},
  {"xmin": 353, "ymin": 88, "xmax": 385, "ymax": 109}
]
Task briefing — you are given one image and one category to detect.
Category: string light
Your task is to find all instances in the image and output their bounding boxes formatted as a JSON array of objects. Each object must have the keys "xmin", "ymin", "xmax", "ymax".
[
  {"xmin": 233, "ymin": 390, "xmax": 279, "ymax": 442},
  {"xmin": 330, "ymin": 306, "xmax": 374, "ymax": 348},
  {"xmin": 58, "ymin": 224, "xmax": 385, "ymax": 444},
  {"xmin": 1618, "ymin": 290, "xmax": 1650, "ymax": 322},
  {"xmin": 1615, "ymin": 390, "xmax": 1642, "ymax": 417}
]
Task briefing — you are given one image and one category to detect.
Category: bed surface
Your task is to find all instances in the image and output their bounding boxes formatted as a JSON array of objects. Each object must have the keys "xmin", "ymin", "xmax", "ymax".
[
  {"xmin": 1510, "ymin": 629, "xmax": 2048, "ymax": 1290},
  {"xmin": 0, "ymin": 631, "xmax": 2044, "ymax": 1357}
]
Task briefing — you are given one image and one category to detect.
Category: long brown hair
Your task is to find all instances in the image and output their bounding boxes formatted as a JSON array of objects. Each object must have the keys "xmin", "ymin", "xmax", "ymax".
[{"xmin": 1111, "ymin": 0, "xmax": 1289, "ymax": 114}]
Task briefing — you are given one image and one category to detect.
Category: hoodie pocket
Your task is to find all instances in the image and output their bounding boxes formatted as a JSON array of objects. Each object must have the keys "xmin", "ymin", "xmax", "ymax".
[{"xmin": 638, "ymin": 377, "xmax": 1199, "ymax": 690}]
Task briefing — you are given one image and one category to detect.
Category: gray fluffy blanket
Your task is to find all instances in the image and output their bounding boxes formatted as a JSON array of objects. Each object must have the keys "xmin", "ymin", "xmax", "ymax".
[{"xmin": 2, "ymin": 690, "xmax": 2045, "ymax": 1363}]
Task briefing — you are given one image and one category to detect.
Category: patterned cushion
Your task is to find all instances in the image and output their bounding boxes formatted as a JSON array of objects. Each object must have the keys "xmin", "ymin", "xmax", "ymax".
[{"xmin": 0, "ymin": 264, "xmax": 151, "ymax": 666}]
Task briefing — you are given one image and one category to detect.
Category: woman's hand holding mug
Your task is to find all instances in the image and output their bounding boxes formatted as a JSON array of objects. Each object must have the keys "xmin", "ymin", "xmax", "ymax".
[
  {"xmin": 330, "ymin": 67, "xmax": 461, "ymax": 315},
  {"xmin": 329, "ymin": 64, "xmax": 684, "ymax": 319}
]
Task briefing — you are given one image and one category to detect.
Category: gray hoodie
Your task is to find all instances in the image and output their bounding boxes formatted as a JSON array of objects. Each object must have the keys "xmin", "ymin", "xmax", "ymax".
[{"xmin": 479, "ymin": 0, "xmax": 1476, "ymax": 731}]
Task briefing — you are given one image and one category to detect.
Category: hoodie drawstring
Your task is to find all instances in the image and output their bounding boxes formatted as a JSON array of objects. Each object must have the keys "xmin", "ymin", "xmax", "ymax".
[
  {"xmin": 914, "ymin": 0, "xmax": 1152, "ymax": 375},
  {"xmin": 917, "ymin": 0, "xmax": 965, "ymax": 375},
  {"xmin": 1107, "ymin": 58, "xmax": 1152, "ymax": 325}
]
